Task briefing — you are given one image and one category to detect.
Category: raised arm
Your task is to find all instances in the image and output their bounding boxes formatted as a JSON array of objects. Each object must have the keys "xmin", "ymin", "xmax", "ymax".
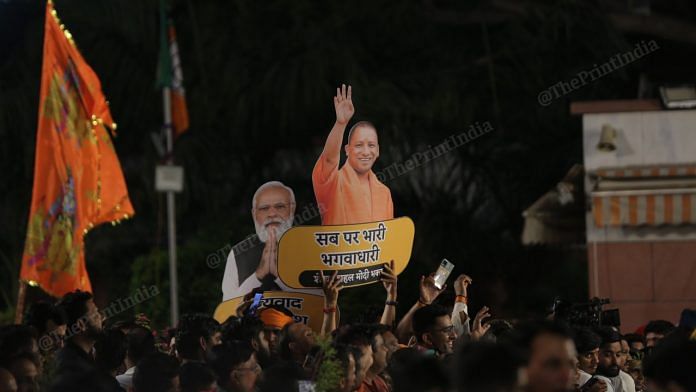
[
  {"xmin": 320, "ymin": 271, "xmax": 342, "ymax": 336},
  {"xmin": 318, "ymin": 84, "xmax": 354, "ymax": 179},
  {"xmin": 379, "ymin": 261, "xmax": 398, "ymax": 326},
  {"xmin": 395, "ymin": 274, "xmax": 445, "ymax": 343},
  {"xmin": 452, "ymin": 274, "xmax": 472, "ymax": 337}
]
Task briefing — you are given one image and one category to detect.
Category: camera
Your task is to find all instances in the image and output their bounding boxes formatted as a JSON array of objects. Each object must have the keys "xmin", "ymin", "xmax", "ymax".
[{"xmin": 551, "ymin": 297, "xmax": 621, "ymax": 327}]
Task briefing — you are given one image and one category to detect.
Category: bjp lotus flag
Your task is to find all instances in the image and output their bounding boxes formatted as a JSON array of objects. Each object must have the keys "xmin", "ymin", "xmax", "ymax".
[
  {"xmin": 157, "ymin": 0, "xmax": 189, "ymax": 137},
  {"xmin": 20, "ymin": 1, "xmax": 134, "ymax": 297}
]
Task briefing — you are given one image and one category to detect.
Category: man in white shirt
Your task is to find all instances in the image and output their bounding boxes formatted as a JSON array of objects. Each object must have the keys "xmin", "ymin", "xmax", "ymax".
[
  {"xmin": 595, "ymin": 327, "xmax": 636, "ymax": 392},
  {"xmin": 222, "ymin": 181, "xmax": 319, "ymax": 300},
  {"xmin": 572, "ymin": 327, "xmax": 609, "ymax": 392}
]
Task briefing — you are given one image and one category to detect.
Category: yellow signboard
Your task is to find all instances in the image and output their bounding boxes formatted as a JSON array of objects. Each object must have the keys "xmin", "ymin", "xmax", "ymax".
[
  {"xmin": 213, "ymin": 291, "xmax": 326, "ymax": 332},
  {"xmin": 277, "ymin": 217, "xmax": 415, "ymax": 289}
]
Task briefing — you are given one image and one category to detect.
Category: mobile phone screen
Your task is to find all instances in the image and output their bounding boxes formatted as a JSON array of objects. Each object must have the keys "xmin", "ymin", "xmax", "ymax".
[
  {"xmin": 249, "ymin": 293, "xmax": 263, "ymax": 316},
  {"xmin": 433, "ymin": 258, "xmax": 454, "ymax": 289}
]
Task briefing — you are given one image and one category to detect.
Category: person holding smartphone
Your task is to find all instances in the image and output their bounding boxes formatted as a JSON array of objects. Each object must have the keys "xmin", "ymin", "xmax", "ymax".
[
  {"xmin": 391, "ymin": 268, "xmax": 458, "ymax": 356},
  {"xmin": 394, "ymin": 273, "xmax": 446, "ymax": 344}
]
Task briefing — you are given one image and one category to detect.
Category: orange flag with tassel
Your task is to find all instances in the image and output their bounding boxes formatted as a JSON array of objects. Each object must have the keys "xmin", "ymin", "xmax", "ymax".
[{"xmin": 20, "ymin": 0, "xmax": 134, "ymax": 297}]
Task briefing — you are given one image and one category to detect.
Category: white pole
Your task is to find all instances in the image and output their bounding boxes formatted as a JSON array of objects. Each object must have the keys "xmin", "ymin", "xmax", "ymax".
[{"xmin": 163, "ymin": 86, "xmax": 179, "ymax": 327}]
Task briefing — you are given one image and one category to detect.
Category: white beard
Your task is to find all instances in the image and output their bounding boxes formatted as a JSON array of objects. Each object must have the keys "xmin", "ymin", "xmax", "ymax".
[{"xmin": 255, "ymin": 216, "xmax": 293, "ymax": 243}]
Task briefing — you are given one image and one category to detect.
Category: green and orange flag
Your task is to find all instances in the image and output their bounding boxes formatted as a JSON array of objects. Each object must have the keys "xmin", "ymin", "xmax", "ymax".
[
  {"xmin": 157, "ymin": 0, "xmax": 189, "ymax": 137},
  {"xmin": 20, "ymin": 1, "xmax": 134, "ymax": 297}
]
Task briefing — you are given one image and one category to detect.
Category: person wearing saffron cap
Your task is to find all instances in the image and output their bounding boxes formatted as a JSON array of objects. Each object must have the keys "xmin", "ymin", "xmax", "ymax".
[
  {"xmin": 257, "ymin": 306, "xmax": 295, "ymax": 357},
  {"xmin": 312, "ymin": 84, "xmax": 394, "ymax": 225}
]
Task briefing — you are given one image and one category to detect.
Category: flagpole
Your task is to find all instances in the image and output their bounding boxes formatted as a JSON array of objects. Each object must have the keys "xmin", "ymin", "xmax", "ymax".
[
  {"xmin": 14, "ymin": 280, "xmax": 27, "ymax": 323},
  {"xmin": 163, "ymin": 86, "xmax": 179, "ymax": 327}
]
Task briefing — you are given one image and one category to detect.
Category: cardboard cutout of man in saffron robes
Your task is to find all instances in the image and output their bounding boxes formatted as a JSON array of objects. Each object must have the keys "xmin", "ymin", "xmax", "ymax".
[
  {"xmin": 313, "ymin": 157, "xmax": 393, "ymax": 225},
  {"xmin": 312, "ymin": 84, "xmax": 394, "ymax": 225}
]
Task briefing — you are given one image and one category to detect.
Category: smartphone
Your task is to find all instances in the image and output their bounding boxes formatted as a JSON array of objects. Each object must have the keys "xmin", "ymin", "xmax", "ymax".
[
  {"xmin": 248, "ymin": 293, "xmax": 264, "ymax": 316},
  {"xmin": 433, "ymin": 258, "xmax": 455, "ymax": 289}
]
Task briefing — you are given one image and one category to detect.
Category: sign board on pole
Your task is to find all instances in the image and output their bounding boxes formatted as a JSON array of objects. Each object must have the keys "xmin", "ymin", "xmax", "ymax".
[{"xmin": 155, "ymin": 165, "xmax": 184, "ymax": 192}]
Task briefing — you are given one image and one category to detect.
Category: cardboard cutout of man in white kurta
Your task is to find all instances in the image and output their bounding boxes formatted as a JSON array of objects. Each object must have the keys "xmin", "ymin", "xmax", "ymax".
[{"xmin": 221, "ymin": 181, "xmax": 320, "ymax": 300}]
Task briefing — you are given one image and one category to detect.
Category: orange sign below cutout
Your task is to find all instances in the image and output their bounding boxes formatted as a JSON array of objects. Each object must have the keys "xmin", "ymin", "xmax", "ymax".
[
  {"xmin": 214, "ymin": 291, "xmax": 326, "ymax": 333},
  {"xmin": 277, "ymin": 217, "xmax": 415, "ymax": 289}
]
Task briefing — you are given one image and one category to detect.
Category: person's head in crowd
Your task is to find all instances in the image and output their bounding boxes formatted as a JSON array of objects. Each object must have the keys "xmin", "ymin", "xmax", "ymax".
[
  {"xmin": 618, "ymin": 336, "xmax": 631, "ymax": 372},
  {"xmin": 220, "ymin": 315, "xmax": 241, "ymax": 341},
  {"xmin": 349, "ymin": 346, "xmax": 367, "ymax": 392},
  {"xmin": 480, "ymin": 319, "xmax": 515, "ymax": 343},
  {"xmin": 513, "ymin": 320, "xmax": 576, "ymax": 392},
  {"xmin": 179, "ymin": 362, "xmax": 217, "ymax": 392},
  {"xmin": 132, "ymin": 352, "xmax": 180, "ymax": 392},
  {"xmin": 0, "ymin": 368, "xmax": 17, "ymax": 392},
  {"xmin": 94, "ymin": 328, "xmax": 126, "ymax": 377},
  {"xmin": 594, "ymin": 326, "xmax": 623, "ymax": 378},
  {"xmin": 643, "ymin": 335, "xmax": 696, "ymax": 392},
  {"xmin": 279, "ymin": 321, "xmax": 317, "ymax": 365},
  {"xmin": 176, "ymin": 314, "xmax": 222, "ymax": 363},
  {"xmin": 2, "ymin": 352, "xmax": 40, "ymax": 392},
  {"xmin": 124, "ymin": 325, "xmax": 156, "ymax": 369},
  {"xmin": 572, "ymin": 327, "xmax": 601, "ymax": 376},
  {"xmin": 626, "ymin": 358, "xmax": 646, "ymax": 392},
  {"xmin": 331, "ymin": 344, "xmax": 356, "ymax": 392},
  {"xmin": 0, "ymin": 325, "xmax": 38, "ymax": 360},
  {"xmin": 257, "ymin": 306, "xmax": 294, "ymax": 356},
  {"xmin": 380, "ymin": 328, "xmax": 399, "ymax": 362},
  {"xmin": 116, "ymin": 326, "xmax": 156, "ymax": 391},
  {"xmin": 252, "ymin": 181, "xmax": 296, "ymax": 243},
  {"xmin": 210, "ymin": 341, "xmax": 261, "ymax": 392},
  {"xmin": 644, "ymin": 320, "xmax": 675, "ymax": 348},
  {"xmin": 56, "ymin": 290, "xmax": 103, "ymax": 347},
  {"xmin": 412, "ymin": 304, "xmax": 457, "ymax": 355},
  {"xmin": 366, "ymin": 325, "xmax": 390, "ymax": 380},
  {"xmin": 257, "ymin": 361, "xmax": 304, "ymax": 392},
  {"xmin": 387, "ymin": 348, "xmax": 449, "ymax": 392},
  {"xmin": 351, "ymin": 324, "xmax": 390, "ymax": 388},
  {"xmin": 23, "ymin": 302, "xmax": 67, "ymax": 352},
  {"xmin": 223, "ymin": 316, "xmax": 273, "ymax": 367},
  {"xmin": 334, "ymin": 325, "xmax": 374, "ymax": 389},
  {"xmin": 624, "ymin": 333, "xmax": 645, "ymax": 357},
  {"xmin": 456, "ymin": 341, "xmax": 525, "ymax": 392}
]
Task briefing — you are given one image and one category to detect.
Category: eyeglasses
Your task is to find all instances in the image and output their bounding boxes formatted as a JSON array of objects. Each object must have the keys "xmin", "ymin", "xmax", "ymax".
[{"xmin": 431, "ymin": 325, "xmax": 455, "ymax": 334}]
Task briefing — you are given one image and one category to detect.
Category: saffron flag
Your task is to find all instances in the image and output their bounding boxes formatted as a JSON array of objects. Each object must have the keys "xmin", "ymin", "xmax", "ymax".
[
  {"xmin": 157, "ymin": 0, "xmax": 189, "ymax": 137},
  {"xmin": 20, "ymin": 1, "xmax": 134, "ymax": 297}
]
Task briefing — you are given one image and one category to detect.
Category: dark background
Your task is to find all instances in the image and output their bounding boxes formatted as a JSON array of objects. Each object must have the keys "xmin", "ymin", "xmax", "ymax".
[{"xmin": 2, "ymin": 0, "xmax": 696, "ymax": 327}]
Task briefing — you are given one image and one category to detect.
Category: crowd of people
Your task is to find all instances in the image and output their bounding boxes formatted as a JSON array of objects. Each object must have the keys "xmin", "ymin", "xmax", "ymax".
[{"xmin": 1, "ymin": 271, "xmax": 696, "ymax": 392}]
